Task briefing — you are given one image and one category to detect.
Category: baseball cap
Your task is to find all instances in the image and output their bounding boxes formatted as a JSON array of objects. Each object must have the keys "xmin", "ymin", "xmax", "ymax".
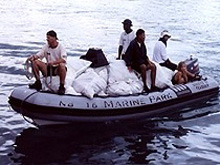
[
  {"xmin": 47, "ymin": 30, "xmax": 58, "ymax": 40},
  {"xmin": 122, "ymin": 19, "xmax": 132, "ymax": 26},
  {"xmin": 160, "ymin": 30, "xmax": 171, "ymax": 38}
]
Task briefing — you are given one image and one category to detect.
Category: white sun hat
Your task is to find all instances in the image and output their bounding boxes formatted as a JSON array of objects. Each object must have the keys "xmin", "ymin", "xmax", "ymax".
[{"xmin": 160, "ymin": 30, "xmax": 171, "ymax": 38}]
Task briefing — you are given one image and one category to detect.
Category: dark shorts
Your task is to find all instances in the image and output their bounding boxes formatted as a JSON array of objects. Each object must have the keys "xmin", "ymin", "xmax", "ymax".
[
  {"xmin": 131, "ymin": 61, "xmax": 150, "ymax": 73},
  {"xmin": 46, "ymin": 66, "xmax": 67, "ymax": 77},
  {"xmin": 159, "ymin": 59, "xmax": 177, "ymax": 71},
  {"xmin": 46, "ymin": 66, "xmax": 57, "ymax": 76}
]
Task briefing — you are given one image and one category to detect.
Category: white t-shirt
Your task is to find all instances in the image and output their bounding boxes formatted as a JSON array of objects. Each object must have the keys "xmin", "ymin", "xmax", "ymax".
[
  {"xmin": 36, "ymin": 43, "xmax": 67, "ymax": 65},
  {"xmin": 119, "ymin": 31, "xmax": 135, "ymax": 55},
  {"xmin": 153, "ymin": 41, "xmax": 168, "ymax": 63}
]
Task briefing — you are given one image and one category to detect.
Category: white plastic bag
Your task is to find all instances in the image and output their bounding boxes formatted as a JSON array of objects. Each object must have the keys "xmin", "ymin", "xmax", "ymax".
[
  {"xmin": 42, "ymin": 76, "xmax": 60, "ymax": 93},
  {"xmin": 146, "ymin": 62, "xmax": 174, "ymax": 89},
  {"xmin": 108, "ymin": 60, "xmax": 139, "ymax": 83},
  {"xmin": 107, "ymin": 81, "xmax": 133, "ymax": 96},
  {"xmin": 107, "ymin": 60, "xmax": 143, "ymax": 95},
  {"xmin": 67, "ymin": 57, "xmax": 92, "ymax": 80},
  {"xmin": 72, "ymin": 69, "xmax": 107, "ymax": 99}
]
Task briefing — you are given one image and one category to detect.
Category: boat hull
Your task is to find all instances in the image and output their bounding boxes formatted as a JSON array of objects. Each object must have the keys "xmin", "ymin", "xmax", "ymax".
[{"xmin": 8, "ymin": 76, "xmax": 219, "ymax": 126}]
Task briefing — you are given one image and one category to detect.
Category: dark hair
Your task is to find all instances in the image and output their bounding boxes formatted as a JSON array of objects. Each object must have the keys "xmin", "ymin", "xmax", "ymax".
[
  {"xmin": 47, "ymin": 30, "xmax": 58, "ymax": 40},
  {"xmin": 136, "ymin": 29, "xmax": 145, "ymax": 37},
  {"xmin": 159, "ymin": 38, "xmax": 167, "ymax": 47},
  {"xmin": 177, "ymin": 61, "xmax": 185, "ymax": 71}
]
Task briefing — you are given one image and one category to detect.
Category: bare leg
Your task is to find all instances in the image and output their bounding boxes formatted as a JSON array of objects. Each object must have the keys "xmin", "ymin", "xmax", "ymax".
[
  {"xmin": 55, "ymin": 63, "xmax": 66, "ymax": 85},
  {"xmin": 29, "ymin": 60, "xmax": 47, "ymax": 90},
  {"xmin": 31, "ymin": 60, "xmax": 47, "ymax": 80},
  {"xmin": 55, "ymin": 63, "xmax": 66, "ymax": 95},
  {"xmin": 140, "ymin": 64, "xmax": 148, "ymax": 88},
  {"xmin": 148, "ymin": 62, "xmax": 156, "ymax": 88}
]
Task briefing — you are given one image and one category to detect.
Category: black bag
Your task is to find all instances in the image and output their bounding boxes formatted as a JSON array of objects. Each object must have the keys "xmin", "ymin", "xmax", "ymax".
[{"xmin": 80, "ymin": 48, "xmax": 109, "ymax": 68}]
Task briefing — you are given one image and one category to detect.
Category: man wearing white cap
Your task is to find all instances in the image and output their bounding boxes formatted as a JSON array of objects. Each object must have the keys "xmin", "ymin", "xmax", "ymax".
[
  {"xmin": 117, "ymin": 19, "xmax": 135, "ymax": 60},
  {"xmin": 27, "ymin": 30, "xmax": 67, "ymax": 95},
  {"xmin": 153, "ymin": 30, "xmax": 177, "ymax": 71}
]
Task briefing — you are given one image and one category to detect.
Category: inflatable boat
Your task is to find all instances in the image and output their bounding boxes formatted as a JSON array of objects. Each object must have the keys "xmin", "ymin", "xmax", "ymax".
[{"xmin": 8, "ymin": 76, "xmax": 219, "ymax": 126}]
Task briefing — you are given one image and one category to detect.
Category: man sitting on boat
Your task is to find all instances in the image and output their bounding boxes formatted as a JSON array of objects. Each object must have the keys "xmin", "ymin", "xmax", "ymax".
[
  {"xmin": 27, "ymin": 30, "xmax": 67, "ymax": 95},
  {"xmin": 124, "ymin": 29, "xmax": 158, "ymax": 92},
  {"xmin": 117, "ymin": 19, "xmax": 135, "ymax": 60},
  {"xmin": 152, "ymin": 30, "xmax": 177, "ymax": 71}
]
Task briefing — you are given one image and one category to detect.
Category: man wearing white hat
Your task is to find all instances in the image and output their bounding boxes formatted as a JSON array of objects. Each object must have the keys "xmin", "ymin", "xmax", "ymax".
[{"xmin": 152, "ymin": 30, "xmax": 177, "ymax": 71}]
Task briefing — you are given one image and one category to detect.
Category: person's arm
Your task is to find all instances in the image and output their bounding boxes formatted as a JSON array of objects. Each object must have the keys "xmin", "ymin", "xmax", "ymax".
[
  {"xmin": 182, "ymin": 67, "xmax": 201, "ymax": 81},
  {"xmin": 183, "ymin": 67, "xmax": 195, "ymax": 78},
  {"xmin": 117, "ymin": 45, "xmax": 123, "ymax": 60},
  {"xmin": 124, "ymin": 43, "xmax": 133, "ymax": 72},
  {"xmin": 117, "ymin": 33, "xmax": 124, "ymax": 60},
  {"xmin": 28, "ymin": 45, "xmax": 46, "ymax": 61},
  {"xmin": 27, "ymin": 54, "xmax": 39, "ymax": 61},
  {"xmin": 186, "ymin": 71, "xmax": 195, "ymax": 78}
]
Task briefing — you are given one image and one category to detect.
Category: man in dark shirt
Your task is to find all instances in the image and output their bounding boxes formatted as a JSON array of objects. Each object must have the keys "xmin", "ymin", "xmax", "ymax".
[{"xmin": 124, "ymin": 29, "xmax": 157, "ymax": 92}]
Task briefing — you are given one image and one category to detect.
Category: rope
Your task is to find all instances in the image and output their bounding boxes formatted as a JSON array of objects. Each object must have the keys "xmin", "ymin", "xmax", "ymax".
[
  {"xmin": 44, "ymin": 63, "xmax": 56, "ymax": 93},
  {"xmin": 24, "ymin": 59, "xmax": 34, "ymax": 80},
  {"xmin": 44, "ymin": 52, "xmax": 56, "ymax": 93},
  {"xmin": 20, "ymin": 91, "xmax": 39, "ymax": 127}
]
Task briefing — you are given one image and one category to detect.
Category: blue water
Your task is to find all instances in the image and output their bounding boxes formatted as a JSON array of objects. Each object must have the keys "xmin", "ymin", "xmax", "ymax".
[{"xmin": 1, "ymin": 0, "xmax": 220, "ymax": 164}]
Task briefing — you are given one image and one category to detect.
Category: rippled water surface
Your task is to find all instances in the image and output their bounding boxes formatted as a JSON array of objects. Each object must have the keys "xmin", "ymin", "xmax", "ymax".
[{"xmin": 1, "ymin": 0, "xmax": 220, "ymax": 164}]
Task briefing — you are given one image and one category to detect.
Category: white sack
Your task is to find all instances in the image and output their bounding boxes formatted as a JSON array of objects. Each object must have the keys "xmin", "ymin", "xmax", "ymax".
[
  {"xmin": 93, "ymin": 66, "xmax": 108, "ymax": 82},
  {"xmin": 108, "ymin": 60, "xmax": 139, "ymax": 84},
  {"xmin": 107, "ymin": 80, "xmax": 143, "ymax": 96},
  {"xmin": 65, "ymin": 86, "xmax": 81, "ymax": 95},
  {"xmin": 130, "ymin": 80, "xmax": 144, "ymax": 94},
  {"xmin": 72, "ymin": 68, "xmax": 107, "ymax": 99},
  {"xmin": 67, "ymin": 57, "xmax": 92, "ymax": 80},
  {"xmin": 42, "ymin": 76, "xmax": 60, "ymax": 93},
  {"xmin": 107, "ymin": 60, "xmax": 143, "ymax": 95},
  {"xmin": 146, "ymin": 62, "xmax": 174, "ymax": 89},
  {"xmin": 107, "ymin": 82, "xmax": 133, "ymax": 96}
]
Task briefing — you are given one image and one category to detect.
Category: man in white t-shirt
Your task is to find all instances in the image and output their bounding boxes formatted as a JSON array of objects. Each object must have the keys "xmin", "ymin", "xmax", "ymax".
[
  {"xmin": 153, "ymin": 30, "xmax": 177, "ymax": 71},
  {"xmin": 27, "ymin": 30, "xmax": 67, "ymax": 94},
  {"xmin": 117, "ymin": 19, "xmax": 135, "ymax": 60}
]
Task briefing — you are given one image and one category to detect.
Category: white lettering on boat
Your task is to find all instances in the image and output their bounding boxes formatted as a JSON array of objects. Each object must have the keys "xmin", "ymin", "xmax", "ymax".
[
  {"xmin": 149, "ymin": 93, "xmax": 172, "ymax": 103},
  {"xmin": 192, "ymin": 81, "xmax": 209, "ymax": 90},
  {"xmin": 104, "ymin": 99, "xmax": 146, "ymax": 108}
]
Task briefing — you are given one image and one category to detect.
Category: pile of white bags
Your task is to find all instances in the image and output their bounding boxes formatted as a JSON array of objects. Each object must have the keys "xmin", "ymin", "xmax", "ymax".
[
  {"xmin": 72, "ymin": 67, "xmax": 108, "ymax": 99},
  {"xmin": 106, "ymin": 60, "xmax": 143, "ymax": 95},
  {"xmin": 41, "ymin": 57, "xmax": 174, "ymax": 98},
  {"xmin": 146, "ymin": 62, "xmax": 174, "ymax": 89}
]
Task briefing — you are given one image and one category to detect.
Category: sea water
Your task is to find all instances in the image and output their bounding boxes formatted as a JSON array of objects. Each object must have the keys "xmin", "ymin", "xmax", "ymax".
[{"xmin": 1, "ymin": 0, "xmax": 220, "ymax": 164}]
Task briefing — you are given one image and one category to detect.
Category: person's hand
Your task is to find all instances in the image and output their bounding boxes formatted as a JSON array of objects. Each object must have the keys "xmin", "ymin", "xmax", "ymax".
[
  {"xmin": 182, "ymin": 67, "xmax": 188, "ymax": 72},
  {"xmin": 127, "ymin": 66, "xmax": 132, "ymax": 72},
  {"xmin": 47, "ymin": 62, "xmax": 54, "ymax": 66},
  {"xmin": 195, "ymin": 74, "xmax": 202, "ymax": 80},
  {"xmin": 27, "ymin": 55, "xmax": 36, "ymax": 61},
  {"xmin": 148, "ymin": 60, "xmax": 153, "ymax": 66}
]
